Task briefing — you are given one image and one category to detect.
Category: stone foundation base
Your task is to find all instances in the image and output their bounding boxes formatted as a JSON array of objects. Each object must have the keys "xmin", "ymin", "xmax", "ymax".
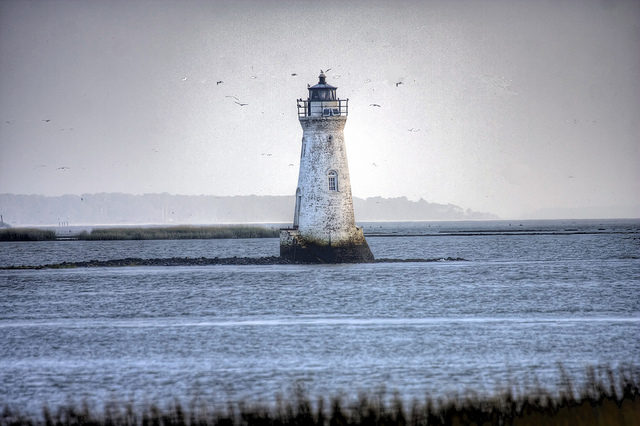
[{"xmin": 280, "ymin": 228, "xmax": 374, "ymax": 263}]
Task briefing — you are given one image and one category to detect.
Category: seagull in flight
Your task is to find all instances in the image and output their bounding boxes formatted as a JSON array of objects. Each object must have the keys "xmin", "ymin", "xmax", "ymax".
[
  {"xmin": 216, "ymin": 80, "xmax": 223, "ymax": 85},
  {"xmin": 42, "ymin": 119, "xmax": 51, "ymax": 123},
  {"xmin": 57, "ymin": 166, "xmax": 70, "ymax": 170},
  {"xmin": 395, "ymin": 81, "xmax": 403, "ymax": 87},
  {"xmin": 225, "ymin": 95, "xmax": 240, "ymax": 101},
  {"xmin": 234, "ymin": 101, "xmax": 248, "ymax": 106},
  {"xmin": 369, "ymin": 104, "xmax": 381, "ymax": 107}
]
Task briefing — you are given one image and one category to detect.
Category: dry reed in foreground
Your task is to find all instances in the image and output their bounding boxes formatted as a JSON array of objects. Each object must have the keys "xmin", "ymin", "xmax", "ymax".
[{"xmin": 1, "ymin": 366, "xmax": 639, "ymax": 426}]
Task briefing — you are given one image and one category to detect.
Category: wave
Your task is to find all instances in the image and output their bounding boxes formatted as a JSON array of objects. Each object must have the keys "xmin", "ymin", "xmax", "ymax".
[{"xmin": 2, "ymin": 316, "xmax": 639, "ymax": 329}]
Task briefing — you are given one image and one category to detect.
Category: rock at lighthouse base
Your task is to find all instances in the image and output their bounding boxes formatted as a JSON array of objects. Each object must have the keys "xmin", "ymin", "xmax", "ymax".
[{"xmin": 280, "ymin": 228, "xmax": 374, "ymax": 263}]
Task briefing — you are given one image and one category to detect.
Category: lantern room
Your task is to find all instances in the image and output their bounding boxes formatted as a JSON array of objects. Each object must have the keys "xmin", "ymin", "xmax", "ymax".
[
  {"xmin": 297, "ymin": 71, "xmax": 348, "ymax": 118},
  {"xmin": 308, "ymin": 71, "xmax": 337, "ymax": 101}
]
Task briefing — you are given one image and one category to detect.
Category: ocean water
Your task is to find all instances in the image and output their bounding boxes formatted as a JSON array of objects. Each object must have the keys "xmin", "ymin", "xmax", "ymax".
[{"xmin": 0, "ymin": 219, "xmax": 639, "ymax": 413}]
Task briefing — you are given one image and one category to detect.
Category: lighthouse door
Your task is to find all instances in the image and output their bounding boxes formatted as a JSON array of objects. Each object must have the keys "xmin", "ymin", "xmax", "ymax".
[{"xmin": 293, "ymin": 188, "xmax": 301, "ymax": 228}]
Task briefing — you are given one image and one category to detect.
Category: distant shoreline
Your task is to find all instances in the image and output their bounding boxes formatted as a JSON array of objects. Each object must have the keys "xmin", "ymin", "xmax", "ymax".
[
  {"xmin": 0, "ymin": 193, "xmax": 499, "ymax": 226},
  {"xmin": 0, "ymin": 225, "xmax": 278, "ymax": 242},
  {"xmin": 1, "ymin": 220, "xmax": 638, "ymax": 242}
]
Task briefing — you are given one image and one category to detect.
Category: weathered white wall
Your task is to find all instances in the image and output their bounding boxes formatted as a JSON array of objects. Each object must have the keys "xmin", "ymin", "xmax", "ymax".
[{"xmin": 294, "ymin": 116, "xmax": 361, "ymax": 245}]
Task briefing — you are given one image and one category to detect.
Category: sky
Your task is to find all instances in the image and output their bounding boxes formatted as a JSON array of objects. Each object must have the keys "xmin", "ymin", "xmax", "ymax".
[{"xmin": 1, "ymin": 0, "xmax": 639, "ymax": 219}]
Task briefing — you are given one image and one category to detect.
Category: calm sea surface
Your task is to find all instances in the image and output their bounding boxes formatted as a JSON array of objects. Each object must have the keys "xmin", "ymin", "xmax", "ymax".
[{"xmin": 1, "ymin": 220, "xmax": 639, "ymax": 413}]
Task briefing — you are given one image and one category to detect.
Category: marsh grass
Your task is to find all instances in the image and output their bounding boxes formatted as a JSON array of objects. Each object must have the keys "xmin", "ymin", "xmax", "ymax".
[
  {"xmin": 0, "ymin": 228, "xmax": 56, "ymax": 241},
  {"xmin": 77, "ymin": 225, "xmax": 279, "ymax": 240},
  {"xmin": 1, "ymin": 366, "xmax": 638, "ymax": 425}
]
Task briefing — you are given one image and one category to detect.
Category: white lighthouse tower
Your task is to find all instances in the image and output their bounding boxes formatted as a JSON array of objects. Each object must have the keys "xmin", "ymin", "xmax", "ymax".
[{"xmin": 280, "ymin": 71, "xmax": 374, "ymax": 263}]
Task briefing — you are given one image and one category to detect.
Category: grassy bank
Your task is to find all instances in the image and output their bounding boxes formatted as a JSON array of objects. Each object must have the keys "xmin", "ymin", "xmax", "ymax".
[
  {"xmin": 77, "ymin": 225, "xmax": 279, "ymax": 240},
  {"xmin": 1, "ymin": 367, "xmax": 638, "ymax": 425},
  {"xmin": 0, "ymin": 228, "xmax": 56, "ymax": 241}
]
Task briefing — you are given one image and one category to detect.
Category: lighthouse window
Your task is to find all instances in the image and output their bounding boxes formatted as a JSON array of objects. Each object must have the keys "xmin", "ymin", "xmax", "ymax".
[{"xmin": 328, "ymin": 170, "xmax": 338, "ymax": 191}]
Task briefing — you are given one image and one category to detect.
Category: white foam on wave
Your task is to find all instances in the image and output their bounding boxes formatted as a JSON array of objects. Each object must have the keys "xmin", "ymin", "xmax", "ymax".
[{"xmin": 2, "ymin": 316, "xmax": 639, "ymax": 328}]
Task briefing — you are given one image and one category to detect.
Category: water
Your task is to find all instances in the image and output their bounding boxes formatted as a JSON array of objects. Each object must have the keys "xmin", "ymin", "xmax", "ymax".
[{"xmin": 1, "ymin": 220, "xmax": 639, "ymax": 414}]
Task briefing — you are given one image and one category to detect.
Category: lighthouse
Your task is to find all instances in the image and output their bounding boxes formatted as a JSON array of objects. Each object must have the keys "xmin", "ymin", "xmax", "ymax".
[{"xmin": 280, "ymin": 71, "xmax": 374, "ymax": 263}]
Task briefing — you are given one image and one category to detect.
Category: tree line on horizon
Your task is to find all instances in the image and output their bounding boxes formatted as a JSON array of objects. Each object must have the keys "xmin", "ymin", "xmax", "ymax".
[{"xmin": 0, "ymin": 193, "xmax": 496, "ymax": 226}]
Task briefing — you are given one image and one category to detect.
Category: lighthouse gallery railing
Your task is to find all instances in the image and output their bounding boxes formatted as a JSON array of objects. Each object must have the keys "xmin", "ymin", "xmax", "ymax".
[{"xmin": 297, "ymin": 99, "xmax": 348, "ymax": 118}]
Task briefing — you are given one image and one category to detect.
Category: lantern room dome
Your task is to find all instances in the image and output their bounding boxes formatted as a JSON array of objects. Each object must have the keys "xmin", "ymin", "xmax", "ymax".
[{"xmin": 309, "ymin": 71, "xmax": 337, "ymax": 91}]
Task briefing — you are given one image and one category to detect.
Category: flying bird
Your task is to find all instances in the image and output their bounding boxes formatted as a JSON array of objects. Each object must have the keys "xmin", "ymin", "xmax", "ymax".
[
  {"xmin": 42, "ymin": 119, "xmax": 51, "ymax": 123},
  {"xmin": 225, "ymin": 95, "xmax": 240, "ymax": 101},
  {"xmin": 57, "ymin": 166, "xmax": 70, "ymax": 170},
  {"xmin": 234, "ymin": 101, "xmax": 248, "ymax": 106},
  {"xmin": 408, "ymin": 128, "xmax": 420, "ymax": 132},
  {"xmin": 371, "ymin": 163, "xmax": 378, "ymax": 167},
  {"xmin": 369, "ymin": 104, "xmax": 381, "ymax": 107},
  {"xmin": 181, "ymin": 76, "xmax": 188, "ymax": 81},
  {"xmin": 395, "ymin": 82, "xmax": 403, "ymax": 87},
  {"xmin": 325, "ymin": 68, "xmax": 332, "ymax": 73},
  {"xmin": 291, "ymin": 73, "xmax": 297, "ymax": 76},
  {"xmin": 216, "ymin": 80, "xmax": 223, "ymax": 85}
]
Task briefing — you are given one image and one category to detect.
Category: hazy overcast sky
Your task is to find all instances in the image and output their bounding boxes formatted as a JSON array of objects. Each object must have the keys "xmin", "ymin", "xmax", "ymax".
[{"xmin": 1, "ymin": 0, "xmax": 638, "ymax": 218}]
